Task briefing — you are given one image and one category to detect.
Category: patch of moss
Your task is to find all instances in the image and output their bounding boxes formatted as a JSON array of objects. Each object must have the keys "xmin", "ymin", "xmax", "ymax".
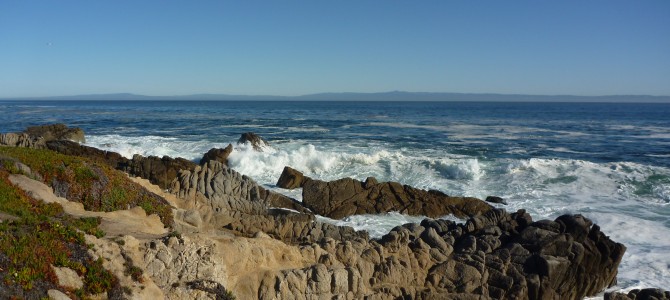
[{"xmin": 0, "ymin": 146, "xmax": 173, "ymax": 227}]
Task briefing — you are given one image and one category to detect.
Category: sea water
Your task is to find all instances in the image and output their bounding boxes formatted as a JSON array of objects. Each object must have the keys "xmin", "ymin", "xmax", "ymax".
[{"xmin": 1, "ymin": 100, "xmax": 669, "ymax": 293}]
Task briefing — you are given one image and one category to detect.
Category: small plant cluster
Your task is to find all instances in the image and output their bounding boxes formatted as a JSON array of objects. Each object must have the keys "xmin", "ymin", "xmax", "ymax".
[
  {"xmin": 0, "ymin": 147, "xmax": 174, "ymax": 227},
  {"xmin": 0, "ymin": 169, "xmax": 119, "ymax": 297}
]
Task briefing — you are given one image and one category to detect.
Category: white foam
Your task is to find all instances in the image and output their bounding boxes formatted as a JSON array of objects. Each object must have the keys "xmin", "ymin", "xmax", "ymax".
[
  {"xmin": 85, "ymin": 134, "xmax": 228, "ymax": 161},
  {"xmin": 316, "ymin": 212, "xmax": 466, "ymax": 239}
]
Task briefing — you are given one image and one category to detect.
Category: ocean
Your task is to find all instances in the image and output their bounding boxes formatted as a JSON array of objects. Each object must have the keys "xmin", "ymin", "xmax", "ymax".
[{"xmin": 1, "ymin": 100, "xmax": 669, "ymax": 293}]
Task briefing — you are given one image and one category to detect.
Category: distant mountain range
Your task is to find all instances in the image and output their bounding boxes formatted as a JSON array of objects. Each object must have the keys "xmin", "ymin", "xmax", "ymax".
[{"xmin": 3, "ymin": 91, "xmax": 670, "ymax": 102}]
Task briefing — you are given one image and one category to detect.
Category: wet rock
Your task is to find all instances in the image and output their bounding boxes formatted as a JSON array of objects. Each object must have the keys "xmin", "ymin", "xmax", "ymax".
[
  {"xmin": 486, "ymin": 195, "xmax": 508, "ymax": 205},
  {"xmin": 276, "ymin": 166, "xmax": 309, "ymax": 189},
  {"xmin": 606, "ymin": 288, "xmax": 670, "ymax": 300},
  {"xmin": 300, "ymin": 175, "xmax": 493, "ymax": 219},
  {"xmin": 237, "ymin": 132, "xmax": 269, "ymax": 151},
  {"xmin": 199, "ymin": 144, "xmax": 233, "ymax": 166}
]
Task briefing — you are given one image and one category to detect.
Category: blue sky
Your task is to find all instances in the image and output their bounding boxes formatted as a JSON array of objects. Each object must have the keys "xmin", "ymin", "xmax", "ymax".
[{"xmin": 1, "ymin": 1, "xmax": 669, "ymax": 97}]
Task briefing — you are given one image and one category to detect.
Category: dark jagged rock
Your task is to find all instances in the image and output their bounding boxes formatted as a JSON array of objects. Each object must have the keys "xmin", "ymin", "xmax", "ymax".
[
  {"xmin": 24, "ymin": 123, "xmax": 86, "ymax": 143},
  {"xmin": 126, "ymin": 154, "xmax": 197, "ymax": 189},
  {"xmin": 300, "ymin": 175, "xmax": 493, "ymax": 219},
  {"xmin": 486, "ymin": 195, "xmax": 507, "ymax": 205},
  {"xmin": 237, "ymin": 132, "xmax": 268, "ymax": 151},
  {"xmin": 199, "ymin": 144, "xmax": 233, "ymax": 166},
  {"xmin": 46, "ymin": 140, "xmax": 128, "ymax": 168},
  {"xmin": 256, "ymin": 208, "xmax": 626, "ymax": 299},
  {"xmin": 606, "ymin": 288, "xmax": 670, "ymax": 300},
  {"xmin": 45, "ymin": 140, "xmax": 197, "ymax": 189},
  {"xmin": 276, "ymin": 166, "xmax": 309, "ymax": 189}
]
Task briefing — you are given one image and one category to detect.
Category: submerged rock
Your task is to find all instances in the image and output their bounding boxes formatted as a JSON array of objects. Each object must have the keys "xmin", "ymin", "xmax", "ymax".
[
  {"xmin": 486, "ymin": 195, "xmax": 508, "ymax": 205},
  {"xmin": 237, "ymin": 132, "xmax": 269, "ymax": 151}
]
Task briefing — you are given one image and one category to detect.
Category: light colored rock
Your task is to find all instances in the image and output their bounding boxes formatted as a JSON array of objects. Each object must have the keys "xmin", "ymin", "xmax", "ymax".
[
  {"xmin": 183, "ymin": 209, "xmax": 203, "ymax": 228},
  {"xmin": 47, "ymin": 289, "xmax": 72, "ymax": 300},
  {"xmin": 51, "ymin": 266, "xmax": 83, "ymax": 289}
]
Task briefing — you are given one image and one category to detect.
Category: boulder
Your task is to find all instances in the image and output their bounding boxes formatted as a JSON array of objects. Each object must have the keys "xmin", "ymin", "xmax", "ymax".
[
  {"xmin": 299, "ymin": 175, "xmax": 493, "ymax": 219},
  {"xmin": 276, "ymin": 166, "xmax": 309, "ymax": 189},
  {"xmin": 237, "ymin": 132, "xmax": 268, "ymax": 151},
  {"xmin": 127, "ymin": 154, "xmax": 197, "ymax": 189},
  {"xmin": 486, "ymin": 195, "xmax": 508, "ymax": 205},
  {"xmin": 24, "ymin": 123, "xmax": 86, "ymax": 143},
  {"xmin": 199, "ymin": 144, "xmax": 233, "ymax": 166}
]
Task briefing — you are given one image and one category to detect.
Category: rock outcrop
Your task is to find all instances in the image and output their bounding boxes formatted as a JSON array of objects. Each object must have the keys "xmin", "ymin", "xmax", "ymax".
[
  {"xmin": 301, "ymin": 175, "xmax": 493, "ymax": 219},
  {"xmin": 199, "ymin": 144, "xmax": 233, "ymax": 166},
  {"xmin": 1, "ymin": 123, "xmax": 84, "ymax": 148},
  {"xmin": 606, "ymin": 288, "xmax": 670, "ymax": 300},
  {"xmin": 168, "ymin": 161, "xmax": 321, "ymax": 238},
  {"xmin": 44, "ymin": 140, "xmax": 197, "ymax": 189},
  {"xmin": 24, "ymin": 123, "xmax": 86, "ymax": 143},
  {"xmin": 0, "ymin": 132, "xmax": 44, "ymax": 148},
  {"xmin": 276, "ymin": 166, "xmax": 309, "ymax": 189},
  {"xmin": 253, "ymin": 208, "xmax": 625, "ymax": 299},
  {"xmin": 126, "ymin": 154, "xmax": 197, "ymax": 190},
  {"xmin": 237, "ymin": 132, "xmax": 269, "ymax": 151}
]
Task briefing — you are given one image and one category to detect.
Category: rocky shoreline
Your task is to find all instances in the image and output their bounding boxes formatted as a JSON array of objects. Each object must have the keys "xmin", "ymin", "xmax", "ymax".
[{"xmin": 0, "ymin": 124, "xmax": 664, "ymax": 299}]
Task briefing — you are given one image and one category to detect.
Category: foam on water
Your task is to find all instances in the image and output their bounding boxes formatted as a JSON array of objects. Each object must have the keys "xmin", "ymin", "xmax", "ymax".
[
  {"xmin": 316, "ymin": 212, "xmax": 466, "ymax": 239},
  {"xmin": 86, "ymin": 134, "xmax": 229, "ymax": 161}
]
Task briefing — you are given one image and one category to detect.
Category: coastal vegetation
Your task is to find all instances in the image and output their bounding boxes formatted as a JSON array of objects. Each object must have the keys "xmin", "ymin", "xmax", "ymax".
[
  {"xmin": 0, "ymin": 169, "xmax": 119, "ymax": 297},
  {"xmin": 0, "ymin": 146, "xmax": 173, "ymax": 227}
]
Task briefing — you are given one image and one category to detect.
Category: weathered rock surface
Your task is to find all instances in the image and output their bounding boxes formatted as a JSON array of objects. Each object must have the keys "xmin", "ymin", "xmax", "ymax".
[
  {"xmin": 199, "ymin": 144, "xmax": 233, "ymax": 166},
  {"xmin": 169, "ymin": 161, "xmax": 319, "ymax": 235},
  {"xmin": 276, "ymin": 166, "xmax": 309, "ymax": 189},
  {"xmin": 127, "ymin": 154, "xmax": 197, "ymax": 190},
  {"xmin": 606, "ymin": 288, "xmax": 670, "ymax": 300},
  {"xmin": 0, "ymin": 132, "xmax": 45, "ymax": 148},
  {"xmin": 301, "ymin": 175, "xmax": 493, "ymax": 219},
  {"xmin": 51, "ymin": 266, "xmax": 83, "ymax": 290},
  {"xmin": 237, "ymin": 132, "xmax": 269, "ymax": 151},
  {"xmin": 1, "ymin": 123, "xmax": 84, "ymax": 148},
  {"xmin": 24, "ymin": 123, "xmax": 86, "ymax": 143},
  {"xmin": 254, "ymin": 209, "xmax": 626, "ymax": 299}
]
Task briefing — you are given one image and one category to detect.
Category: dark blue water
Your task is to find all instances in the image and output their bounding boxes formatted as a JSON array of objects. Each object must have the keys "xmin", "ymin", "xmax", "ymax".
[{"xmin": 2, "ymin": 100, "xmax": 669, "ymax": 167}]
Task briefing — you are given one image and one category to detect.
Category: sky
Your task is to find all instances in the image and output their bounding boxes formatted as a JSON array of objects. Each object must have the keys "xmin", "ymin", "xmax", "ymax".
[{"xmin": 1, "ymin": 1, "xmax": 669, "ymax": 97}]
